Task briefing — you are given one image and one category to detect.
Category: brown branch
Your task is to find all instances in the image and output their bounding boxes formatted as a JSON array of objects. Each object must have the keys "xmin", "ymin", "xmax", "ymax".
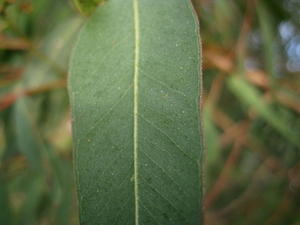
[
  {"xmin": 204, "ymin": 73, "xmax": 227, "ymax": 106},
  {"xmin": 0, "ymin": 79, "xmax": 66, "ymax": 110},
  {"xmin": 0, "ymin": 34, "xmax": 31, "ymax": 50},
  {"xmin": 204, "ymin": 137, "xmax": 247, "ymax": 208}
]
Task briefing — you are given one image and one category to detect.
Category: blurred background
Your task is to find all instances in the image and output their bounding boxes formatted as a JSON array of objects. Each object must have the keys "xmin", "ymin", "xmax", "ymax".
[{"xmin": 0, "ymin": 0, "xmax": 299, "ymax": 224}]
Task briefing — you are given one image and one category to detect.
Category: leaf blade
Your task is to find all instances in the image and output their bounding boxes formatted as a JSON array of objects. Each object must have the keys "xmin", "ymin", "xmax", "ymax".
[{"xmin": 69, "ymin": 0, "xmax": 203, "ymax": 224}]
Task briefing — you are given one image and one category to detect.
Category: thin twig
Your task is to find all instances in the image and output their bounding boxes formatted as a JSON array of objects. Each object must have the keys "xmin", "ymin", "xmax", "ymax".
[{"xmin": 0, "ymin": 79, "xmax": 66, "ymax": 110}]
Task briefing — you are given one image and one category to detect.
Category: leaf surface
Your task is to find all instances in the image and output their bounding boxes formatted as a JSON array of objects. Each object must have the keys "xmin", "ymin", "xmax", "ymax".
[{"xmin": 69, "ymin": 0, "xmax": 203, "ymax": 224}]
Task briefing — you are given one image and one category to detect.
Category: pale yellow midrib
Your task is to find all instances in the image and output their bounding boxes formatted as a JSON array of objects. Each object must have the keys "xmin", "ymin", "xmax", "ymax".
[{"xmin": 133, "ymin": 0, "xmax": 140, "ymax": 224}]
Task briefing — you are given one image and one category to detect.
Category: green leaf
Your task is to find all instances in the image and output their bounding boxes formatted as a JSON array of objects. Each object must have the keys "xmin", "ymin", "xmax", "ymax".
[
  {"xmin": 203, "ymin": 104, "xmax": 220, "ymax": 166},
  {"xmin": 257, "ymin": 1, "xmax": 278, "ymax": 78},
  {"xmin": 45, "ymin": 145, "xmax": 74, "ymax": 225},
  {"xmin": 228, "ymin": 75, "xmax": 300, "ymax": 148},
  {"xmin": 69, "ymin": 0, "xmax": 203, "ymax": 224},
  {"xmin": 14, "ymin": 97, "xmax": 44, "ymax": 171},
  {"xmin": 73, "ymin": 0, "xmax": 106, "ymax": 16},
  {"xmin": 15, "ymin": 173, "xmax": 44, "ymax": 225},
  {"xmin": 0, "ymin": 175, "xmax": 13, "ymax": 225}
]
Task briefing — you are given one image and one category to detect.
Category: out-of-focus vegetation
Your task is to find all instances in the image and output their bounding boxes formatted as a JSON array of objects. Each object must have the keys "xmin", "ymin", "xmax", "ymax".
[
  {"xmin": 0, "ymin": 0, "xmax": 299, "ymax": 224},
  {"xmin": 193, "ymin": 0, "xmax": 300, "ymax": 224},
  {"xmin": 0, "ymin": 0, "xmax": 82, "ymax": 224}
]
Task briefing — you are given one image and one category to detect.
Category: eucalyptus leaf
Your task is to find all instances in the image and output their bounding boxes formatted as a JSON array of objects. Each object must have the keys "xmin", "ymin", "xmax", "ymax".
[
  {"xmin": 16, "ymin": 174, "xmax": 44, "ymax": 225},
  {"xmin": 14, "ymin": 98, "xmax": 43, "ymax": 171},
  {"xmin": 203, "ymin": 104, "xmax": 220, "ymax": 166},
  {"xmin": 257, "ymin": 1, "xmax": 277, "ymax": 79},
  {"xmin": 69, "ymin": 0, "xmax": 203, "ymax": 224},
  {"xmin": 0, "ymin": 175, "xmax": 12, "ymax": 225},
  {"xmin": 228, "ymin": 75, "xmax": 300, "ymax": 148}
]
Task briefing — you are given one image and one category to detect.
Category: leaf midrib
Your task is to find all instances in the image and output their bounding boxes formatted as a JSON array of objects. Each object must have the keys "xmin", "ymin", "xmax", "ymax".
[{"xmin": 133, "ymin": 0, "xmax": 140, "ymax": 224}]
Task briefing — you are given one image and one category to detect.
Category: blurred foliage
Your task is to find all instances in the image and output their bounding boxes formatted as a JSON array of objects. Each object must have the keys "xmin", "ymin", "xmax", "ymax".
[
  {"xmin": 72, "ymin": 0, "xmax": 105, "ymax": 16},
  {"xmin": 192, "ymin": 0, "xmax": 300, "ymax": 224},
  {"xmin": 0, "ymin": 0, "xmax": 299, "ymax": 225},
  {"xmin": 0, "ymin": 0, "xmax": 82, "ymax": 224}
]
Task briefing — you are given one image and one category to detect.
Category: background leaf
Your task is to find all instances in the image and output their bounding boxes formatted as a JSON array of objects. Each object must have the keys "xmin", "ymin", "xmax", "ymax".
[
  {"xmin": 14, "ymin": 97, "xmax": 43, "ymax": 171},
  {"xmin": 228, "ymin": 75, "xmax": 300, "ymax": 147}
]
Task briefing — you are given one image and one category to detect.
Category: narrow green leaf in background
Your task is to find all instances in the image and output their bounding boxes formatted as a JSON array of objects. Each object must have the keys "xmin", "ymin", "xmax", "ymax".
[
  {"xmin": 257, "ymin": 1, "xmax": 278, "ymax": 79},
  {"xmin": 0, "ymin": 175, "xmax": 12, "ymax": 225},
  {"xmin": 203, "ymin": 104, "xmax": 220, "ymax": 166},
  {"xmin": 14, "ymin": 97, "xmax": 43, "ymax": 171},
  {"xmin": 228, "ymin": 75, "xmax": 300, "ymax": 148},
  {"xmin": 69, "ymin": 0, "xmax": 203, "ymax": 224}
]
